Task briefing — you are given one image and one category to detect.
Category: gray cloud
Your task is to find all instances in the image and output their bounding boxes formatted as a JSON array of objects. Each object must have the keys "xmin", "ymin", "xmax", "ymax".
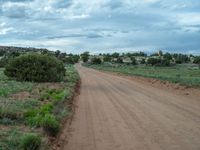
[{"xmin": 0, "ymin": 0, "xmax": 200, "ymax": 54}]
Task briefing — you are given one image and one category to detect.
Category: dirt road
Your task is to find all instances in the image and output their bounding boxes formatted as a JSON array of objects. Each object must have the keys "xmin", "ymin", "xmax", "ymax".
[{"xmin": 62, "ymin": 65, "xmax": 200, "ymax": 150}]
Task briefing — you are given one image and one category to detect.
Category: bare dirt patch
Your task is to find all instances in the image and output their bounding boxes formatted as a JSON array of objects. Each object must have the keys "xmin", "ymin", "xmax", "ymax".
[{"xmin": 9, "ymin": 91, "xmax": 30, "ymax": 100}]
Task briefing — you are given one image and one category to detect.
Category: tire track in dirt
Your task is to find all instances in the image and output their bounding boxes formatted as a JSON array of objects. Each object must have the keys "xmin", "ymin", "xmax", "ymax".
[{"xmin": 62, "ymin": 64, "xmax": 200, "ymax": 150}]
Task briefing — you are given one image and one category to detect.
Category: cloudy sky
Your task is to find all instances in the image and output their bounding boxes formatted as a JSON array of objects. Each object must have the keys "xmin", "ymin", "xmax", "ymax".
[{"xmin": 0, "ymin": 0, "xmax": 200, "ymax": 54}]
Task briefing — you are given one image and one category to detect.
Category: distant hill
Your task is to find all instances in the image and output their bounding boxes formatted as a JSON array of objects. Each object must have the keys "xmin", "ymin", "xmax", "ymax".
[
  {"xmin": 0, "ymin": 46, "xmax": 52, "ymax": 56},
  {"xmin": 0, "ymin": 46, "xmax": 50, "ymax": 52}
]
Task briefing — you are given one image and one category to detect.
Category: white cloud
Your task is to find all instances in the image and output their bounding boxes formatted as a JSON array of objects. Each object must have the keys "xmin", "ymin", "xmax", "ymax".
[{"xmin": 0, "ymin": 0, "xmax": 200, "ymax": 53}]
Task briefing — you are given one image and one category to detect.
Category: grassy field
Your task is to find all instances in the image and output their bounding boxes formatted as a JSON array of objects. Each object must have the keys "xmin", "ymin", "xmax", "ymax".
[
  {"xmin": 0, "ymin": 65, "xmax": 79, "ymax": 150},
  {"xmin": 85, "ymin": 63, "xmax": 200, "ymax": 87}
]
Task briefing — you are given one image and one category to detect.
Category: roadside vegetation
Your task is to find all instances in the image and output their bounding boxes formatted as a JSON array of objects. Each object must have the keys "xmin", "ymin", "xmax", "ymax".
[
  {"xmin": 0, "ymin": 48, "xmax": 80, "ymax": 150},
  {"xmin": 84, "ymin": 51, "xmax": 200, "ymax": 87}
]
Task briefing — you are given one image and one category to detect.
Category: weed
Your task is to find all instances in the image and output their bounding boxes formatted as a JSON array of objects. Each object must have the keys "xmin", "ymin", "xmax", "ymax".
[
  {"xmin": 41, "ymin": 114, "xmax": 60, "ymax": 137},
  {"xmin": 21, "ymin": 133, "xmax": 41, "ymax": 150}
]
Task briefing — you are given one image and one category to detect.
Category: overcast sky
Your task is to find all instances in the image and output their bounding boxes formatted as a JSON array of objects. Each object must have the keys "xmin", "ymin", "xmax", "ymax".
[{"xmin": 0, "ymin": 0, "xmax": 200, "ymax": 54}]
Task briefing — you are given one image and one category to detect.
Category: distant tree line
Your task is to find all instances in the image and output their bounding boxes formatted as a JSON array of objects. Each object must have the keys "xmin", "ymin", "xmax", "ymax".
[
  {"xmin": 83, "ymin": 51, "xmax": 200, "ymax": 67},
  {"xmin": 1, "ymin": 46, "xmax": 200, "ymax": 68},
  {"xmin": 0, "ymin": 46, "xmax": 80, "ymax": 67}
]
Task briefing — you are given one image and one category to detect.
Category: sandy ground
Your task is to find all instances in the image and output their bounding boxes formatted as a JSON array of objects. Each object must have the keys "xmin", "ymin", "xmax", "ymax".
[{"xmin": 62, "ymin": 64, "xmax": 200, "ymax": 150}]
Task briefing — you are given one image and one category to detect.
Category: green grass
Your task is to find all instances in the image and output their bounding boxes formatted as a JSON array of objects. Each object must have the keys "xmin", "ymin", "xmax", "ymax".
[
  {"xmin": 85, "ymin": 63, "xmax": 200, "ymax": 87},
  {"xmin": 0, "ymin": 65, "xmax": 80, "ymax": 149},
  {"xmin": 0, "ymin": 129, "xmax": 41, "ymax": 150},
  {"xmin": 0, "ymin": 68, "xmax": 33, "ymax": 97}
]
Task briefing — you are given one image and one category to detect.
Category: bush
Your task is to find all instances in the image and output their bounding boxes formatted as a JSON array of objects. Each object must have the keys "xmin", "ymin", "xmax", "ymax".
[
  {"xmin": 81, "ymin": 52, "xmax": 89, "ymax": 62},
  {"xmin": 141, "ymin": 58, "xmax": 146, "ymax": 64},
  {"xmin": 161, "ymin": 59, "xmax": 170, "ymax": 66},
  {"xmin": 21, "ymin": 133, "xmax": 41, "ymax": 150},
  {"xmin": 103, "ymin": 55, "xmax": 111, "ymax": 62},
  {"xmin": 91, "ymin": 57, "xmax": 102, "ymax": 64},
  {"xmin": 147, "ymin": 58, "xmax": 161, "ymax": 66},
  {"xmin": 4, "ymin": 53, "xmax": 66, "ymax": 82},
  {"xmin": 130, "ymin": 57, "xmax": 137, "ymax": 65},
  {"xmin": 41, "ymin": 114, "xmax": 60, "ymax": 137},
  {"xmin": 194, "ymin": 57, "xmax": 200, "ymax": 64},
  {"xmin": 0, "ymin": 57, "xmax": 9, "ymax": 68}
]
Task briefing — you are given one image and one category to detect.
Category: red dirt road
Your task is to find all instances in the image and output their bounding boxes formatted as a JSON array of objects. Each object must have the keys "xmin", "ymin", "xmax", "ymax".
[{"xmin": 62, "ymin": 65, "xmax": 200, "ymax": 150}]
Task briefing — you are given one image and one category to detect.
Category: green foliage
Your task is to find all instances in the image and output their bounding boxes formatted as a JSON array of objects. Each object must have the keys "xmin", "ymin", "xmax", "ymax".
[
  {"xmin": 130, "ymin": 57, "xmax": 137, "ymax": 65},
  {"xmin": 41, "ymin": 114, "xmax": 60, "ymax": 136},
  {"xmin": 63, "ymin": 54, "xmax": 80, "ymax": 64},
  {"xmin": 147, "ymin": 58, "xmax": 161, "ymax": 66},
  {"xmin": 161, "ymin": 58, "xmax": 170, "ymax": 66},
  {"xmin": 0, "ymin": 57, "xmax": 9, "ymax": 68},
  {"xmin": 103, "ymin": 55, "xmax": 112, "ymax": 62},
  {"xmin": 147, "ymin": 58, "xmax": 170, "ymax": 66},
  {"xmin": 21, "ymin": 133, "xmax": 41, "ymax": 150},
  {"xmin": 4, "ymin": 53, "xmax": 66, "ymax": 82},
  {"xmin": 0, "ymin": 129, "xmax": 22, "ymax": 150},
  {"xmin": 112, "ymin": 52, "xmax": 120, "ymax": 58},
  {"xmin": 194, "ymin": 56, "xmax": 200, "ymax": 64},
  {"xmin": 91, "ymin": 57, "xmax": 102, "ymax": 64},
  {"xmin": 174, "ymin": 54, "xmax": 189, "ymax": 64},
  {"xmin": 86, "ymin": 63, "xmax": 200, "ymax": 87},
  {"xmin": 24, "ymin": 103, "xmax": 53, "ymax": 127},
  {"xmin": 163, "ymin": 52, "xmax": 172, "ymax": 60},
  {"xmin": 0, "ymin": 98, "xmax": 40, "ymax": 123},
  {"xmin": 81, "ymin": 51, "xmax": 90, "ymax": 62},
  {"xmin": 116, "ymin": 57, "xmax": 123, "ymax": 63},
  {"xmin": 0, "ymin": 81, "xmax": 33, "ymax": 97},
  {"xmin": 141, "ymin": 58, "xmax": 146, "ymax": 64},
  {"xmin": 0, "ymin": 107, "xmax": 20, "ymax": 120}
]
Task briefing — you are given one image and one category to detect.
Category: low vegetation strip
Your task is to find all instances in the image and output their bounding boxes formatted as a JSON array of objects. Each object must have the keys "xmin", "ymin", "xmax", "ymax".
[
  {"xmin": 0, "ymin": 65, "xmax": 80, "ymax": 150},
  {"xmin": 85, "ymin": 63, "xmax": 200, "ymax": 88}
]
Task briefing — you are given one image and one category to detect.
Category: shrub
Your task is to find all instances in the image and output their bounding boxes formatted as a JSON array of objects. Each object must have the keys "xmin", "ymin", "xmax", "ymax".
[
  {"xmin": 193, "ymin": 56, "xmax": 200, "ymax": 64},
  {"xmin": 0, "ymin": 57, "xmax": 9, "ymax": 68},
  {"xmin": 161, "ymin": 59, "xmax": 170, "ymax": 66},
  {"xmin": 116, "ymin": 57, "xmax": 123, "ymax": 63},
  {"xmin": 91, "ymin": 57, "xmax": 102, "ymax": 64},
  {"xmin": 103, "ymin": 55, "xmax": 111, "ymax": 62},
  {"xmin": 21, "ymin": 133, "xmax": 41, "ymax": 150},
  {"xmin": 141, "ymin": 58, "xmax": 146, "ymax": 64},
  {"xmin": 81, "ymin": 51, "xmax": 89, "ymax": 62},
  {"xmin": 41, "ymin": 114, "xmax": 60, "ymax": 136},
  {"xmin": 130, "ymin": 57, "xmax": 137, "ymax": 65},
  {"xmin": 4, "ymin": 53, "xmax": 66, "ymax": 82},
  {"xmin": 147, "ymin": 58, "xmax": 161, "ymax": 66}
]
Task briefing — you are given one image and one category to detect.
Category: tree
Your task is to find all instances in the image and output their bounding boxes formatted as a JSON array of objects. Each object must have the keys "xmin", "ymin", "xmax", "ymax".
[
  {"xmin": 103, "ymin": 54, "xmax": 111, "ymax": 62},
  {"xmin": 141, "ymin": 58, "xmax": 146, "ymax": 64},
  {"xmin": 194, "ymin": 56, "xmax": 200, "ymax": 68},
  {"xmin": 147, "ymin": 58, "xmax": 161, "ymax": 66},
  {"xmin": 163, "ymin": 52, "xmax": 172, "ymax": 60},
  {"xmin": 174, "ymin": 54, "xmax": 189, "ymax": 64},
  {"xmin": 55, "ymin": 50, "xmax": 61, "ymax": 57},
  {"xmin": 91, "ymin": 57, "xmax": 102, "ymax": 64},
  {"xmin": 116, "ymin": 57, "xmax": 123, "ymax": 63},
  {"xmin": 161, "ymin": 59, "xmax": 170, "ymax": 66},
  {"xmin": 130, "ymin": 57, "xmax": 137, "ymax": 65},
  {"xmin": 112, "ymin": 52, "xmax": 120, "ymax": 58},
  {"xmin": 64, "ymin": 55, "xmax": 80, "ymax": 64},
  {"xmin": 81, "ymin": 52, "xmax": 90, "ymax": 62},
  {"xmin": 4, "ymin": 54, "xmax": 66, "ymax": 82}
]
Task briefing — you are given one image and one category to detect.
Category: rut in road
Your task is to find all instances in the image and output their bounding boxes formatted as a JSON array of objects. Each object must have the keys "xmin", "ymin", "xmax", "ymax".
[{"xmin": 62, "ymin": 65, "xmax": 200, "ymax": 150}]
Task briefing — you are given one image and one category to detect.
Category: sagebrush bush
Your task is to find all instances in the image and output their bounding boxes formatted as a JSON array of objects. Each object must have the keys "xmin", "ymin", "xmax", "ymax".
[
  {"xmin": 41, "ymin": 114, "xmax": 60, "ymax": 137},
  {"xmin": 21, "ymin": 133, "xmax": 41, "ymax": 150},
  {"xmin": 91, "ymin": 57, "xmax": 102, "ymax": 64},
  {"xmin": 4, "ymin": 53, "xmax": 66, "ymax": 82}
]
